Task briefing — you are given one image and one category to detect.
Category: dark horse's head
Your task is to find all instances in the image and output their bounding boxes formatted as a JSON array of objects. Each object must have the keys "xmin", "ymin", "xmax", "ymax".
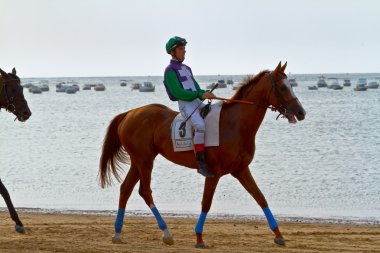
[
  {"xmin": 0, "ymin": 68, "xmax": 31, "ymax": 122},
  {"xmin": 265, "ymin": 62, "xmax": 306, "ymax": 123}
]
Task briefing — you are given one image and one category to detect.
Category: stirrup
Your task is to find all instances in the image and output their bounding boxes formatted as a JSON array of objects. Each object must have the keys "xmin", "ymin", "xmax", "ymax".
[{"xmin": 197, "ymin": 167, "xmax": 214, "ymax": 178}]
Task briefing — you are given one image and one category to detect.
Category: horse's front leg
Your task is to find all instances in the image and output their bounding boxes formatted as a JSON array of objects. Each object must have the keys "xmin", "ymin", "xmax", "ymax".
[
  {"xmin": 231, "ymin": 167, "xmax": 285, "ymax": 245},
  {"xmin": 0, "ymin": 179, "xmax": 25, "ymax": 233},
  {"xmin": 194, "ymin": 176, "xmax": 220, "ymax": 248}
]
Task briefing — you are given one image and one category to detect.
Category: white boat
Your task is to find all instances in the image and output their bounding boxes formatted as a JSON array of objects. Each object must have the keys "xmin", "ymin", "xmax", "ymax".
[
  {"xmin": 28, "ymin": 85, "xmax": 36, "ymax": 93},
  {"xmin": 308, "ymin": 85, "xmax": 318, "ymax": 90},
  {"xmin": 94, "ymin": 83, "xmax": 106, "ymax": 91},
  {"xmin": 216, "ymin": 79, "xmax": 227, "ymax": 88},
  {"xmin": 120, "ymin": 80, "xmax": 127, "ymax": 87},
  {"xmin": 206, "ymin": 80, "xmax": 227, "ymax": 89},
  {"xmin": 289, "ymin": 78, "xmax": 298, "ymax": 87},
  {"xmin": 39, "ymin": 80, "xmax": 49, "ymax": 85},
  {"xmin": 367, "ymin": 81, "xmax": 379, "ymax": 89},
  {"xmin": 227, "ymin": 79, "xmax": 234, "ymax": 85},
  {"xmin": 30, "ymin": 86, "xmax": 42, "ymax": 94},
  {"xmin": 327, "ymin": 78, "xmax": 343, "ymax": 90},
  {"xmin": 354, "ymin": 85, "xmax": 367, "ymax": 91},
  {"xmin": 131, "ymin": 83, "xmax": 141, "ymax": 90},
  {"xmin": 66, "ymin": 87, "xmax": 77, "ymax": 94},
  {"xmin": 72, "ymin": 84, "xmax": 80, "ymax": 91},
  {"xmin": 67, "ymin": 80, "xmax": 78, "ymax": 85},
  {"xmin": 317, "ymin": 76, "xmax": 327, "ymax": 87},
  {"xmin": 354, "ymin": 78, "xmax": 367, "ymax": 91},
  {"xmin": 56, "ymin": 86, "xmax": 67, "ymax": 92},
  {"xmin": 206, "ymin": 83, "xmax": 217, "ymax": 89},
  {"xmin": 343, "ymin": 79, "xmax": 351, "ymax": 86},
  {"xmin": 82, "ymin": 84, "xmax": 91, "ymax": 90},
  {"xmin": 55, "ymin": 82, "xmax": 66, "ymax": 88},
  {"xmin": 22, "ymin": 82, "xmax": 34, "ymax": 88},
  {"xmin": 57, "ymin": 84, "xmax": 79, "ymax": 92},
  {"xmin": 356, "ymin": 78, "xmax": 367, "ymax": 86},
  {"xmin": 139, "ymin": 82, "xmax": 155, "ymax": 92},
  {"xmin": 39, "ymin": 84, "xmax": 49, "ymax": 92}
]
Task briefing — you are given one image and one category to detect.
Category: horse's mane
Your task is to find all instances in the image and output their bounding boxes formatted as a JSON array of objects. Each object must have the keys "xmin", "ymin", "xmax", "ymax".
[
  {"xmin": 8, "ymin": 73, "xmax": 20, "ymax": 80},
  {"xmin": 0, "ymin": 73, "xmax": 20, "ymax": 82},
  {"xmin": 223, "ymin": 70, "xmax": 269, "ymax": 108}
]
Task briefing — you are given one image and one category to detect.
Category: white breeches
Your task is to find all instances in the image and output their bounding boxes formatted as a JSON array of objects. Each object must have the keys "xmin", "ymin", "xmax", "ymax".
[{"xmin": 178, "ymin": 99, "xmax": 206, "ymax": 145}]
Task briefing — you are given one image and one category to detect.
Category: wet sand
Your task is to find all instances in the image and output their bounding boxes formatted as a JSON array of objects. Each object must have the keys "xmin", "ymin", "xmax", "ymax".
[{"xmin": 0, "ymin": 211, "xmax": 379, "ymax": 252}]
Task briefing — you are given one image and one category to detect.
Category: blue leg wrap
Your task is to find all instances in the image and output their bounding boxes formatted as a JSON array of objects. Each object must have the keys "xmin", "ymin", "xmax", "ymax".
[
  {"xmin": 263, "ymin": 207, "xmax": 278, "ymax": 231},
  {"xmin": 115, "ymin": 208, "xmax": 125, "ymax": 233},
  {"xmin": 151, "ymin": 206, "xmax": 167, "ymax": 230},
  {"xmin": 195, "ymin": 212, "xmax": 207, "ymax": 234}
]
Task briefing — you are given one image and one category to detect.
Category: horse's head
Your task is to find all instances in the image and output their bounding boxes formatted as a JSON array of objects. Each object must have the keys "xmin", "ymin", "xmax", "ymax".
[
  {"xmin": 0, "ymin": 68, "xmax": 32, "ymax": 122},
  {"xmin": 264, "ymin": 62, "xmax": 306, "ymax": 123}
]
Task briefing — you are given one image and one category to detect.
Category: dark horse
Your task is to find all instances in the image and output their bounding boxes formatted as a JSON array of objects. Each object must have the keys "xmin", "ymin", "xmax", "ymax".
[
  {"xmin": 99, "ymin": 62, "xmax": 306, "ymax": 248},
  {"xmin": 0, "ymin": 68, "xmax": 32, "ymax": 233}
]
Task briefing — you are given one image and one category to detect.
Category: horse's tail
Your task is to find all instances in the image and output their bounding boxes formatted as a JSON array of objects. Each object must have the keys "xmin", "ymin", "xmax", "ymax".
[{"xmin": 99, "ymin": 112, "xmax": 130, "ymax": 188}]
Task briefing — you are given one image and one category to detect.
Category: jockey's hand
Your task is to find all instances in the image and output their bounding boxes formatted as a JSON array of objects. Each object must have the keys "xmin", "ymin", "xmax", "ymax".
[{"xmin": 202, "ymin": 92, "xmax": 216, "ymax": 100}]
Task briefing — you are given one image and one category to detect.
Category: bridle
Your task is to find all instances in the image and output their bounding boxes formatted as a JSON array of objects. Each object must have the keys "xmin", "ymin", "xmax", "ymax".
[
  {"xmin": 267, "ymin": 71, "xmax": 299, "ymax": 119},
  {"xmin": 0, "ymin": 77, "xmax": 19, "ymax": 115},
  {"xmin": 211, "ymin": 71, "xmax": 300, "ymax": 120}
]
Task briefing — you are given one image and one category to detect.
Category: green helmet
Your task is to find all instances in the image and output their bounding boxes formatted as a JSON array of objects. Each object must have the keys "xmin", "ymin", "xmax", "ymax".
[{"xmin": 166, "ymin": 36, "xmax": 187, "ymax": 54}]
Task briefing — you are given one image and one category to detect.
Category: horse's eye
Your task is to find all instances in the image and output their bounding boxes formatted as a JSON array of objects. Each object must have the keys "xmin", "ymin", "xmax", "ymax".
[{"xmin": 279, "ymin": 85, "xmax": 287, "ymax": 92}]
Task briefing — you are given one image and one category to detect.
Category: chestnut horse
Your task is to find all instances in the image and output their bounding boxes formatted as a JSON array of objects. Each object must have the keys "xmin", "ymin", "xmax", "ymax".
[
  {"xmin": 99, "ymin": 62, "xmax": 306, "ymax": 248},
  {"xmin": 0, "ymin": 68, "xmax": 32, "ymax": 233}
]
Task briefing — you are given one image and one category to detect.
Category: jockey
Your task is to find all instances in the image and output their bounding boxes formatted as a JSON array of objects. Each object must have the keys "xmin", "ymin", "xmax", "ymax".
[{"xmin": 163, "ymin": 36, "xmax": 215, "ymax": 178}]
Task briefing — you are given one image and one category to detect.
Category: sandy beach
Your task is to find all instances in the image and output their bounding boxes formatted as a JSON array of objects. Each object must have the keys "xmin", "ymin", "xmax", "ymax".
[{"xmin": 0, "ymin": 211, "xmax": 379, "ymax": 253}]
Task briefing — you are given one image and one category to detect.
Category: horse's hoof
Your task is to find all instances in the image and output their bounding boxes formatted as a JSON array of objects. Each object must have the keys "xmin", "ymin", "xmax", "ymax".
[
  {"xmin": 274, "ymin": 237, "xmax": 285, "ymax": 245},
  {"xmin": 15, "ymin": 225, "xmax": 25, "ymax": 234},
  {"xmin": 163, "ymin": 236, "xmax": 174, "ymax": 245},
  {"xmin": 162, "ymin": 229, "xmax": 174, "ymax": 245},
  {"xmin": 112, "ymin": 233, "xmax": 122, "ymax": 244},
  {"xmin": 195, "ymin": 242, "xmax": 206, "ymax": 248}
]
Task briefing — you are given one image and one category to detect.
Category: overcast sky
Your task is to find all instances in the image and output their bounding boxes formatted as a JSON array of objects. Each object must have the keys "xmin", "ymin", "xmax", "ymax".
[{"xmin": 0, "ymin": 0, "xmax": 379, "ymax": 77}]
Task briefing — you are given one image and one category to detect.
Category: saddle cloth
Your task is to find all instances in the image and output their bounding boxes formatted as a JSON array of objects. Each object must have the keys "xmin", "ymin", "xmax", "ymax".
[{"xmin": 170, "ymin": 102, "xmax": 223, "ymax": 152}]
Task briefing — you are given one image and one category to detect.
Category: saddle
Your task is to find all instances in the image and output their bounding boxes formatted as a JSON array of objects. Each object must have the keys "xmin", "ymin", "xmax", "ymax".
[{"xmin": 170, "ymin": 102, "xmax": 223, "ymax": 152}]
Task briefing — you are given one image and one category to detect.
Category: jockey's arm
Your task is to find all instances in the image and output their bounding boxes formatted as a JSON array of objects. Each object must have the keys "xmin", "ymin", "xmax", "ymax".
[{"xmin": 165, "ymin": 70, "xmax": 205, "ymax": 101}]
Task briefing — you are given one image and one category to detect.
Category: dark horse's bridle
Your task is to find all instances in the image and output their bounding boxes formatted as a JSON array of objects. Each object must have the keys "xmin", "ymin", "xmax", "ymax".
[
  {"xmin": 0, "ymin": 77, "xmax": 18, "ymax": 114},
  {"xmin": 267, "ymin": 71, "xmax": 300, "ymax": 120}
]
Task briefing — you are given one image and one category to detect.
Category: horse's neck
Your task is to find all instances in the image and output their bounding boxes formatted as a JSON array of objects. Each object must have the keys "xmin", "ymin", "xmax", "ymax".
[{"xmin": 227, "ymin": 84, "xmax": 269, "ymax": 145}]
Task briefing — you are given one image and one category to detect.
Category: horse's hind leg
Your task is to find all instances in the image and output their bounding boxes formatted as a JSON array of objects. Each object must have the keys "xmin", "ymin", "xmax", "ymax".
[
  {"xmin": 112, "ymin": 164, "xmax": 140, "ymax": 243},
  {"xmin": 137, "ymin": 158, "xmax": 174, "ymax": 245},
  {"xmin": 0, "ymin": 179, "xmax": 25, "ymax": 233},
  {"xmin": 232, "ymin": 167, "xmax": 285, "ymax": 246}
]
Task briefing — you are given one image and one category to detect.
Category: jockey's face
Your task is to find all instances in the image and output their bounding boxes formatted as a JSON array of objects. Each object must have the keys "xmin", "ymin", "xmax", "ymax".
[{"xmin": 172, "ymin": 46, "xmax": 186, "ymax": 62}]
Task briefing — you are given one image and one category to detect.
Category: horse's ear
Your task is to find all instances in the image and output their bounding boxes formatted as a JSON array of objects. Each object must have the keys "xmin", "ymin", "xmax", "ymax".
[
  {"xmin": 0, "ymin": 68, "xmax": 8, "ymax": 77},
  {"xmin": 280, "ymin": 61, "xmax": 287, "ymax": 73},
  {"xmin": 12, "ymin": 67, "xmax": 16, "ymax": 75},
  {"xmin": 275, "ymin": 61, "xmax": 282, "ymax": 73}
]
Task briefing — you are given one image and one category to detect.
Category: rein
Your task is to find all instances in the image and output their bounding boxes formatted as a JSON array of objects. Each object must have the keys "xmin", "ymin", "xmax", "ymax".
[
  {"xmin": 212, "ymin": 97, "xmax": 277, "ymax": 111},
  {"xmin": 212, "ymin": 71, "xmax": 299, "ymax": 120}
]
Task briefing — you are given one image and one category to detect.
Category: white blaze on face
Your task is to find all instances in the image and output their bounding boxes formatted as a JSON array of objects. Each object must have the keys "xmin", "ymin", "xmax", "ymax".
[
  {"xmin": 281, "ymin": 79, "xmax": 298, "ymax": 124},
  {"xmin": 282, "ymin": 79, "xmax": 296, "ymax": 97}
]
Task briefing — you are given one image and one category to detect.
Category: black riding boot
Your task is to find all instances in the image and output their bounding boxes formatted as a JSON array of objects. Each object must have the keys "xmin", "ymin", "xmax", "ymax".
[{"xmin": 195, "ymin": 151, "xmax": 214, "ymax": 177}]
